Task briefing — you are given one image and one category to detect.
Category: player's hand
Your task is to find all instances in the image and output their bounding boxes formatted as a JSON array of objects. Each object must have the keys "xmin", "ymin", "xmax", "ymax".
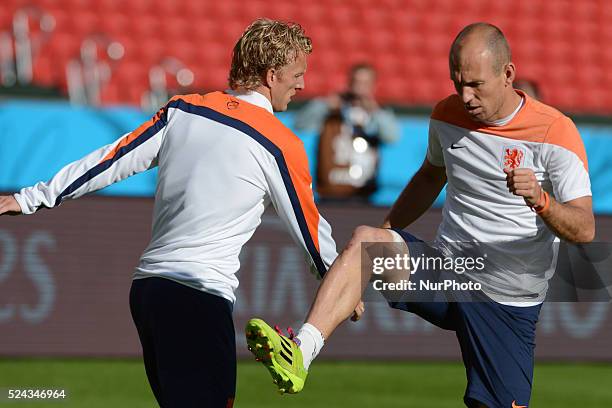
[
  {"xmin": 0, "ymin": 195, "xmax": 22, "ymax": 216},
  {"xmin": 504, "ymin": 168, "xmax": 542, "ymax": 207},
  {"xmin": 351, "ymin": 300, "xmax": 365, "ymax": 322}
]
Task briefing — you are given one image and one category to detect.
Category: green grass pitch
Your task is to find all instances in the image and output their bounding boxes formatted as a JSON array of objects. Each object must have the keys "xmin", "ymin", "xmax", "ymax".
[{"xmin": 0, "ymin": 359, "xmax": 611, "ymax": 407}]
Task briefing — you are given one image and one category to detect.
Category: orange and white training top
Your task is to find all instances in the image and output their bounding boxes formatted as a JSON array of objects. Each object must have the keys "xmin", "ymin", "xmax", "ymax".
[
  {"xmin": 14, "ymin": 91, "xmax": 337, "ymax": 303},
  {"xmin": 427, "ymin": 90, "xmax": 591, "ymax": 304}
]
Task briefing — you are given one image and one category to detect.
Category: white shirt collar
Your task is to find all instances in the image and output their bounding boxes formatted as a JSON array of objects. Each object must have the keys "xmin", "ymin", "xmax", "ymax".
[
  {"xmin": 483, "ymin": 97, "xmax": 525, "ymax": 127},
  {"xmin": 225, "ymin": 89, "xmax": 273, "ymax": 114}
]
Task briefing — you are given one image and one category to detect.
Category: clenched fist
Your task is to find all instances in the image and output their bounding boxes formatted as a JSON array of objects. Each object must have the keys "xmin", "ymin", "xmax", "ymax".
[{"xmin": 504, "ymin": 168, "xmax": 545, "ymax": 208}]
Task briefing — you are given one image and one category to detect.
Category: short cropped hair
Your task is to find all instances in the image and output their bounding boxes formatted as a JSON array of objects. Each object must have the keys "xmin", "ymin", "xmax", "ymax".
[
  {"xmin": 229, "ymin": 18, "xmax": 312, "ymax": 90},
  {"xmin": 449, "ymin": 22, "xmax": 511, "ymax": 74},
  {"xmin": 349, "ymin": 62, "xmax": 376, "ymax": 78}
]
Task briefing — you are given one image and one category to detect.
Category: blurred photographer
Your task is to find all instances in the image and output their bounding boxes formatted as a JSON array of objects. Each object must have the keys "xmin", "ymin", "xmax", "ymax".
[{"xmin": 294, "ymin": 63, "xmax": 399, "ymax": 201}]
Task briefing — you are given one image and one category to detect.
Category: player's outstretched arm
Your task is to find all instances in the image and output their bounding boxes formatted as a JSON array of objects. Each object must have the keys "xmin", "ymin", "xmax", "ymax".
[
  {"xmin": 13, "ymin": 104, "xmax": 170, "ymax": 215},
  {"xmin": 0, "ymin": 195, "xmax": 22, "ymax": 216}
]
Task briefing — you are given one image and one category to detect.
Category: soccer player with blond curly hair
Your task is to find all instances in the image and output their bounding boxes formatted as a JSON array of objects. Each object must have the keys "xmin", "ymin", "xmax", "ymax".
[{"xmin": 0, "ymin": 18, "xmax": 342, "ymax": 407}]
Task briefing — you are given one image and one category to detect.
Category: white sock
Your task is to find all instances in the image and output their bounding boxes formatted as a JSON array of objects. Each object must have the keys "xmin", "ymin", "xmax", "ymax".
[{"xmin": 295, "ymin": 323, "xmax": 324, "ymax": 370}]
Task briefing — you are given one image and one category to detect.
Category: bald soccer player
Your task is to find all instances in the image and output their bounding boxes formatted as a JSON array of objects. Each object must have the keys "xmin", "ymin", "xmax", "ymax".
[{"xmin": 247, "ymin": 22, "xmax": 594, "ymax": 408}]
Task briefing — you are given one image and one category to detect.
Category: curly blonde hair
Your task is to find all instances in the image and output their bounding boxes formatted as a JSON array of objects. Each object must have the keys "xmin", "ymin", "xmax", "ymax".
[{"xmin": 229, "ymin": 18, "xmax": 312, "ymax": 90}]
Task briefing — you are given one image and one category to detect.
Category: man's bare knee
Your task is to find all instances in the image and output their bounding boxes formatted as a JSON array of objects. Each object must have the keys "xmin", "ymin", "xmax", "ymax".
[
  {"xmin": 343, "ymin": 226, "xmax": 373, "ymax": 252},
  {"xmin": 351, "ymin": 225, "xmax": 394, "ymax": 244}
]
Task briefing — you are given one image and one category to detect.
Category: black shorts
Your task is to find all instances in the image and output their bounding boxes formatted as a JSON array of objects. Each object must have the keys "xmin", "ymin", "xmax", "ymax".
[{"xmin": 130, "ymin": 277, "xmax": 235, "ymax": 408}]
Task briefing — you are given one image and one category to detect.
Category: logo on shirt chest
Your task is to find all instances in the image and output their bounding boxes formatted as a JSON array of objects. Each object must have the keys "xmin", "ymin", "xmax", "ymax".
[
  {"xmin": 227, "ymin": 99, "xmax": 240, "ymax": 109},
  {"xmin": 501, "ymin": 145, "xmax": 526, "ymax": 170}
]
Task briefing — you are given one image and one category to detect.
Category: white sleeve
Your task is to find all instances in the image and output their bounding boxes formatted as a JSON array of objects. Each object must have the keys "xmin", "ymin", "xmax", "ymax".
[
  {"xmin": 263, "ymin": 141, "xmax": 337, "ymax": 279},
  {"xmin": 426, "ymin": 120, "xmax": 445, "ymax": 167},
  {"xmin": 14, "ymin": 106, "xmax": 169, "ymax": 214},
  {"xmin": 542, "ymin": 116, "xmax": 591, "ymax": 203}
]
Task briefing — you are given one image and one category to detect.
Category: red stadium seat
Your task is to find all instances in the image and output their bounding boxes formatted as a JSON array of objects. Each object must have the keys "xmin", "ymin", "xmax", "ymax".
[
  {"xmin": 152, "ymin": 0, "xmax": 180, "ymax": 17},
  {"xmin": 112, "ymin": 61, "xmax": 144, "ymax": 84},
  {"xmin": 160, "ymin": 16, "xmax": 187, "ymax": 40},
  {"xmin": 0, "ymin": 8, "xmax": 11, "ymax": 30},
  {"xmin": 98, "ymin": 12, "xmax": 130, "ymax": 35},
  {"xmin": 70, "ymin": 10, "xmax": 101, "ymax": 36},
  {"xmin": 32, "ymin": 54, "xmax": 57, "ymax": 86}
]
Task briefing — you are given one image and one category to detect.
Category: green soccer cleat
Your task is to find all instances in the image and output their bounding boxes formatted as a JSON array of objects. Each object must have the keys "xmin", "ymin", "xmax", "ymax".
[{"xmin": 245, "ymin": 318, "xmax": 308, "ymax": 394}]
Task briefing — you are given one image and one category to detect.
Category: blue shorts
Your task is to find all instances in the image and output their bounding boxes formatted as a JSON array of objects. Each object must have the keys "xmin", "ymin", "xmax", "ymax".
[
  {"xmin": 130, "ymin": 277, "xmax": 236, "ymax": 408},
  {"xmin": 390, "ymin": 229, "xmax": 541, "ymax": 408}
]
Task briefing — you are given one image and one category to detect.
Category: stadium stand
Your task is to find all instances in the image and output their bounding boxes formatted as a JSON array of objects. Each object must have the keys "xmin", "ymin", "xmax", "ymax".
[{"xmin": 1, "ymin": 0, "xmax": 611, "ymax": 113}]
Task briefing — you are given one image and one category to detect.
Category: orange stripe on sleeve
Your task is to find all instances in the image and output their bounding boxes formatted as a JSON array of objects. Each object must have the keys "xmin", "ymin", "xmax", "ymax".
[
  {"xmin": 99, "ymin": 95, "xmax": 184, "ymax": 164},
  {"xmin": 544, "ymin": 115, "xmax": 589, "ymax": 171}
]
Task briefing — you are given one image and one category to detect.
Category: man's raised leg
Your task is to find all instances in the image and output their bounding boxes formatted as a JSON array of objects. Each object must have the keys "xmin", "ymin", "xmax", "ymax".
[
  {"xmin": 246, "ymin": 226, "xmax": 410, "ymax": 393},
  {"xmin": 304, "ymin": 226, "xmax": 403, "ymax": 338}
]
